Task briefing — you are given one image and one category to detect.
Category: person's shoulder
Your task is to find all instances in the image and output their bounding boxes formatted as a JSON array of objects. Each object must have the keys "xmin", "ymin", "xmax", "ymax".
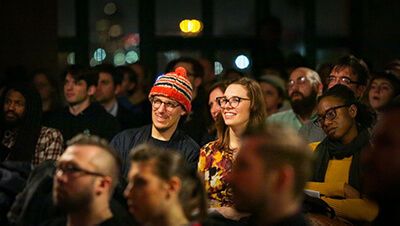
[
  {"xmin": 112, "ymin": 125, "xmax": 150, "ymax": 142},
  {"xmin": 98, "ymin": 216, "xmax": 132, "ymax": 226},
  {"xmin": 268, "ymin": 109, "xmax": 295, "ymax": 120},
  {"xmin": 201, "ymin": 140, "xmax": 218, "ymax": 150},
  {"xmin": 40, "ymin": 126, "xmax": 62, "ymax": 135},
  {"xmin": 176, "ymin": 129, "xmax": 200, "ymax": 148},
  {"xmin": 38, "ymin": 217, "xmax": 66, "ymax": 226}
]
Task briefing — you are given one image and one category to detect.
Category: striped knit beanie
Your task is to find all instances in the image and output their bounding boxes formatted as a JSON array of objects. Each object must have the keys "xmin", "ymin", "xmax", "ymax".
[{"xmin": 149, "ymin": 67, "xmax": 193, "ymax": 113}]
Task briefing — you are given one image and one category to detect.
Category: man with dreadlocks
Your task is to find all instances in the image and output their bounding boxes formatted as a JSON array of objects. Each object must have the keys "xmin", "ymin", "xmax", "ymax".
[{"xmin": 0, "ymin": 83, "xmax": 64, "ymax": 165}]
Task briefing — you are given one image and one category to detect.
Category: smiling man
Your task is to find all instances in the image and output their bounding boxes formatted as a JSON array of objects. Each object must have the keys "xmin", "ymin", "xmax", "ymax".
[{"xmin": 111, "ymin": 67, "xmax": 199, "ymax": 176}]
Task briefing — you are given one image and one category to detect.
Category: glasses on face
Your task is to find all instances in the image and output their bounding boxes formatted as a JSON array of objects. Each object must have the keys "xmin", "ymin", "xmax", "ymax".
[
  {"xmin": 313, "ymin": 104, "xmax": 350, "ymax": 127},
  {"xmin": 55, "ymin": 163, "xmax": 105, "ymax": 177},
  {"xmin": 216, "ymin": 96, "xmax": 250, "ymax": 108},
  {"xmin": 150, "ymin": 97, "xmax": 180, "ymax": 111},
  {"xmin": 288, "ymin": 76, "xmax": 308, "ymax": 87},
  {"xmin": 326, "ymin": 76, "xmax": 360, "ymax": 86}
]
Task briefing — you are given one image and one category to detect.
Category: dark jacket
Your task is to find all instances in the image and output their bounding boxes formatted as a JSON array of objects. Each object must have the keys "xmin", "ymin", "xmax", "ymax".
[
  {"xmin": 45, "ymin": 103, "xmax": 120, "ymax": 143},
  {"xmin": 110, "ymin": 125, "xmax": 200, "ymax": 176},
  {"xmin": 115, "ymin": 102, "xmax": 146, "ymax": 130}
]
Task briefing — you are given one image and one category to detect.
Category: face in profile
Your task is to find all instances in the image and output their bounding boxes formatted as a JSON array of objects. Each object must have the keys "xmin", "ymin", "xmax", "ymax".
[
  {"xmin": 124, "ymin": 160, "xmax": 169, "ymax": 223},
  {"xmin": 208, "ymin": 87, "xmax": 224, "ymax": 121},
  {"xmin": 33, "ymin": 73, "xmax": 53, "ymax": 101},
  {"xmin": 259, "ymin": 82, "xmax": 282, "ymax": 114},
  {"xmin": 368, "ymin": 78, "xmax": 395, "ymax": 111},
  {"xmin": 221, "ymin": 84, "xmax": 251, "ymax": 129},
  {"xmin": 53, "ymin": 145, "xmax": 103, "ymax": 211},
  {"xmin": 316, "ymin": 96, "xmax": 357, "ymax": 143},
  {"xmin": 64, "ymin": 74, "xmax": 91, "ymax": 106},
  {"xmin": 95, "ymin": 72, "xmax": 116, "ymax": 104},
  {"xmin": 231, "ymin": 136, "xmax": 273, "ymax": 213}
]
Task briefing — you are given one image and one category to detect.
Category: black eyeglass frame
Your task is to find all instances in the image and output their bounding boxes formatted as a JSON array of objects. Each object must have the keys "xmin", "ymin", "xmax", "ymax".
[
  {"xmin": 313, "ymin": 104, "xmax": 351, "ymax": 127},
  {"xmin": 216, "ymin": 96, "xmax": 250, "ymax": 108},
  {"xmin": 326, "ymin": 75, "xmax": 362, "ymax": 85},
  {"xmin": 149, "ymin": 97, "xmax": 181, "ymax": 110},
  {"xmin": 55, "ymin": 163, "xmax": 106, "ymax": 177}
]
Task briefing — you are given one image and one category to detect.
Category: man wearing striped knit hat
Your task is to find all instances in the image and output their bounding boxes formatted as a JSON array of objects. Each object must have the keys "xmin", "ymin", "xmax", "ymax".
[{"xmin": 111, "ymin": 67, "xmax": 200, "ymax": 176}]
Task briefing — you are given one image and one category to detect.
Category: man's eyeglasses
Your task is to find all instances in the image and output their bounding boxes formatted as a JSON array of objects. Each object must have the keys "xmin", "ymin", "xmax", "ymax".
[
  {"xmin": 55, "ymin": 163, "xmax": 105, "ymax": 177},
  {"xmin": 216, "ymin": 96, "xmax": 250, "ymax": 108},
  {"xmin": 313, "ymin": 104, "xmax": 350, "ymax": 127},
  {"xmin": 288, "ymin": 76, "xmax": 308, "ymax": 87},
  {"xmin": 150, "ymin": 97, "xmax": 180, "ymax": 111},
  {"xmin": 326, "ymin": 76, "xmax": 361, "ymax": 86}
]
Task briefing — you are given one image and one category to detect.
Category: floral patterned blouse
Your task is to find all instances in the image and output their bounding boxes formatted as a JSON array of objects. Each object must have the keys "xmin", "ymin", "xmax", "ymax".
[{"xmin": 198, "ymin": 140, "xmax": 236, "ymax": 208}]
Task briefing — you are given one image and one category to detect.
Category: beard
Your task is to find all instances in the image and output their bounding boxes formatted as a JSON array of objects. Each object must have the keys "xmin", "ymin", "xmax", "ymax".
[
  {"xmin": 53, "ymin": 183, "xmax": 94, "ymax": 213},
  {"xmin": 3, "ymin": 111, "xmax": 24, "ymax": 129},
  {"xmin": 290, "ymin": 89, "xmax": 318, "ymax": 117}
]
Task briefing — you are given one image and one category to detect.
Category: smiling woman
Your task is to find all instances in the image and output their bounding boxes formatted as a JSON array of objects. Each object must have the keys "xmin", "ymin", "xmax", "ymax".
[{"xmin": 197, "ymin": 77, "xmax": 266, "ymax": 221}]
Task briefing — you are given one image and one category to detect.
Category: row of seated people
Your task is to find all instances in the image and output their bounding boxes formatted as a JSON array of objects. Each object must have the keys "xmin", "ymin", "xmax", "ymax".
[{"xmin": 1, "ymin": 54, "xmax": 400, "ymax": 225}]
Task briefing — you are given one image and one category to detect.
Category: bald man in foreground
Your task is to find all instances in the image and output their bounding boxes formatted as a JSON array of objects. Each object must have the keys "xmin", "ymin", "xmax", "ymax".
[{"xmin": 44, "ymin": 134, "xmax": 128, "ymax": 226}]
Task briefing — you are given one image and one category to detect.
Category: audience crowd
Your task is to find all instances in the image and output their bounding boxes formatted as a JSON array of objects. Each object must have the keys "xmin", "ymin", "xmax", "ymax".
[{"xmin": 0, "ymin": 53, "xmax": 400, "ymax": 226}]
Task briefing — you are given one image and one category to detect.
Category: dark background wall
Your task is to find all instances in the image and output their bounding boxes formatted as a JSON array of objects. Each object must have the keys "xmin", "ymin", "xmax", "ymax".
[
  {"xmin": 0, "ymin": 1, "xmax": 58, "ymax": 78},
  {"xmin": 0, "ymin": 0, "xmax": 399, "ymax": 77}
]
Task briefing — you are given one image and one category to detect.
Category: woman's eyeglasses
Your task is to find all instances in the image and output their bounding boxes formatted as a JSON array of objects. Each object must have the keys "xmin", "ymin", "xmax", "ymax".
[
  {"xmin": 313, "ymin": 104, "xmax": 350, "ymax": 127},
  {"xmin": 216, "ymin": 96, "xmax": 250, "ymax": 108}
]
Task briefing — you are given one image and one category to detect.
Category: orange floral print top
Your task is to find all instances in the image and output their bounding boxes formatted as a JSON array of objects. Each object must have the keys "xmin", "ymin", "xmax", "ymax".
[{"xmin": 198, "ymin": 140, "xmax": 236, "ymax": 208}]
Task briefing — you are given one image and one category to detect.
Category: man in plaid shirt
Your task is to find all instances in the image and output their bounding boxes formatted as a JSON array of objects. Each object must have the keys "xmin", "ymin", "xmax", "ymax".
[{"xmin": 0, "ymin": 83, "xmax": 63, "ymax": 165}]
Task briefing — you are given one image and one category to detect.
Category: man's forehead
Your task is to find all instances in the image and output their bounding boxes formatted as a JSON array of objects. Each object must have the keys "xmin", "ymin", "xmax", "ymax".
[
  {"xmin": 6, "ymin": 89, "xmax": 25, "ymax": 100},
  {"xmin": 66, "ymin": 73, "xmax": 85, "ymax": 83},
  {"xmin": 332, "ymin": 66, "xmax": 353, "ymax": 75},
  {"xmin": 290, "ymin": 68, "xmax": 308, "ymax": 79},
  {"xmin": 99, "ymin": 72, "xmax": 112, "ymax": 79},
  {"xmin": 60, "ymin": 145, "xmax": 99, "ymax": 162}
]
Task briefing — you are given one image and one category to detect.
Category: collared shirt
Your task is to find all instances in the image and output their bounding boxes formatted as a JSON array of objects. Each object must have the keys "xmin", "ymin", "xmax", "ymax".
[
  {"xmin": 106, "ymin": 101, "xmax": 119, "ymax": 117},
  {"xmin": 267, "ymin": 109, "xmax": 304, "ymax": 130},
  {"xmin": 2, "ymin": 126, "xmax": 64, "ymax": 165},
  {"xmin": 267, "ymin": 109, "xmax": 326, "ymax": 143}
]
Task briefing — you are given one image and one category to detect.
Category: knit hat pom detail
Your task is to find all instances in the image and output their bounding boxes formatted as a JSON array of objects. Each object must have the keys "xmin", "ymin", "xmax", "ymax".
[{"xmin": 174, "ymin": 66, "xmax": 187, "ymax": 77}]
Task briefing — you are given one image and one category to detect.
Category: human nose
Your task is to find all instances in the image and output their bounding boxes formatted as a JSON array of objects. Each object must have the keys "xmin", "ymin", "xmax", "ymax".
[
  {"xmin": 65, "ymin": 81, "xmax": 73, "ymax": 90},
  {"xmin": 55, "ymin": 169, "xmax": 68, "ymax": 183},
  {"xmin": 6, "ymin": 102, "xmax": 16, "ymax": 111},
  {"xmin": 124, "ymin": 182, "xmax": 133, "ymax": 198},
  {"xmin": 156, "ymin": 102, "xmax": 168, "ymax": 112}
]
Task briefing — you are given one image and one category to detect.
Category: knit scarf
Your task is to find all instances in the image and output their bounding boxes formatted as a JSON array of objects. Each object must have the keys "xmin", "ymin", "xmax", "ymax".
[{"xmin": 312, "ymin": 129, "xmax": 370, "ymax": 191}]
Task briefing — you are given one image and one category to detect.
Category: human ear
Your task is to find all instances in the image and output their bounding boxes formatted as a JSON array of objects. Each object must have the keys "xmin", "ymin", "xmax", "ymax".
[
  {"xmin": 166, "ymin": 176, "xmax": 182, "ymax": 198},
  {"xmin": 348, "ymin": 104, "xmax": 357, "ymax": 118},
  {"xmin": 88, "ymin": 85, "xmax": 97, "ymax": 96}
]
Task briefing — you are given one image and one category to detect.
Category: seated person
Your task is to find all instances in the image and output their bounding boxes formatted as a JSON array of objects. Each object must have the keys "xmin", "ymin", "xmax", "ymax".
[
  {"xmin": 124, "ymin": 144, "xmax": 207, "ymax": 226},
  {"xmin": 306, "ymin": 84, "xmax": 378, "ymax": 222},
  {"xmin": 368, "ymin": 71, "xmax": 400, "ymax": 113}
]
